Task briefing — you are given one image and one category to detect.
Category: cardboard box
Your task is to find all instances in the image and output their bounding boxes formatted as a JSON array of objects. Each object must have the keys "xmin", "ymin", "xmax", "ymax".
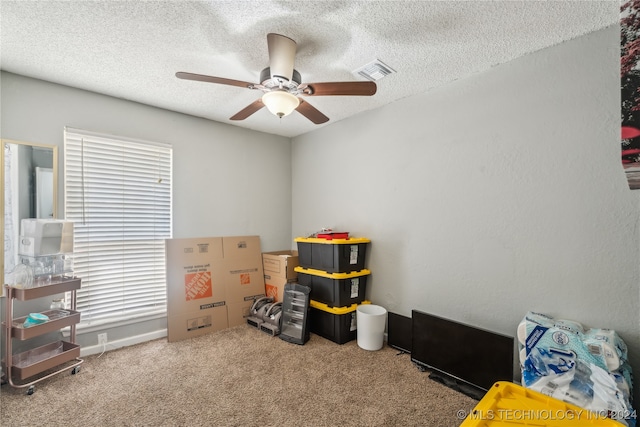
[
  {"xmin": 223, "ymin": 256, "xmax": 265, "ymax": 303},
  {"xmin": 222, "ymin": 236, "xmax": 265, "ymax": 303},
  {"xmin": 222, "ymin": 235, "xmax": 262, "ymax": 258},
  {"xmin": 264, "ymin": 276, "xmax": 291, "ymax": 303},
  {"xmin": 262, "ymin": 250, "xmax": 299, "ymax": 280},
  {"xmin": 264, "ymin": 276, "xmax": 286, "ymax": 303},
  {"xmin": 166, "ymin": 305, "xmax": 228, "ymax": 342},
  {"xmin": 263, "ymin": 250, "xmax": 299, "ymax": 302},
  {"xmin": 165, "ymin": 235, "xmax": 265, "ymax": 342}
]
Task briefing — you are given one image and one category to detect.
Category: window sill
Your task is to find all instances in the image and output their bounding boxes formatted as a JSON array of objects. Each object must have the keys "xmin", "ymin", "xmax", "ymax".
[{"xmin": 62, "ymin": 310, "xmax": 167, "ymax": 337}]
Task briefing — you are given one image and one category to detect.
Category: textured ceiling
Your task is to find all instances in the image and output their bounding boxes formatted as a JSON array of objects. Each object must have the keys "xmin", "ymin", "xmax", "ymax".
[{"xmin": 0, "ymin": 1, "xmax": 618, "ymax": 138}]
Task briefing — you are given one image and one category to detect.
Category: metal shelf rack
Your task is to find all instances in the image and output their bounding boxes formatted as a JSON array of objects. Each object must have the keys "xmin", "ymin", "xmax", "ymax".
[{"xmin": 2, "ymin": 277, "xmax": 83, "ymax": 394}]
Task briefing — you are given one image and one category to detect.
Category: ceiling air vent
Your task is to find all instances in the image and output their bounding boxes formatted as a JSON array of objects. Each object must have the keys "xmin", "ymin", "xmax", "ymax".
[{"xmin": 353, "ymin": 59, "xmax": 396, "ymax": 81}]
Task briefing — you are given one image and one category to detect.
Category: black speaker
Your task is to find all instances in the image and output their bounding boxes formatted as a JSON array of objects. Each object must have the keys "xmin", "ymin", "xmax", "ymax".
[{"xmin": 387, "ymin": 312, "xmax": 412, "ymax": 353}]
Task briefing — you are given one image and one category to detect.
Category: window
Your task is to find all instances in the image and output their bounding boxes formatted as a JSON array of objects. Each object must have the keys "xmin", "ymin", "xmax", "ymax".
[{"xmin": 64, "ymin": 128, "xmax": 172, "ymax": 327}]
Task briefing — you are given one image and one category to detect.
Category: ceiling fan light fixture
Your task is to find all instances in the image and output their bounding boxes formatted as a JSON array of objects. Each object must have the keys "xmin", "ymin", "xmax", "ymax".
[{"xmin": 262, "ymin": 91, "xmax": 300, "ymax": 118}]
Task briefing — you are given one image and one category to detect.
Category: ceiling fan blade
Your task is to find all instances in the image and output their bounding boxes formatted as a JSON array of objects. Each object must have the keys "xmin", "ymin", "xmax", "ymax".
[
  {"xmin": 267, "ymin": 33, "xmax": 296, "ymax": 83},
  {"xmin": 296, "ymin": 99, "xmax": 329, "ymax": 124},
  {"xmin": 176, "ymin": 72, "xmax": 256, "ymax": 89},
  {"xmin": 230, "ymin": 99, "xmax": 264, "ymax": 121},
  {"xmin": 300, "ymin": 81, "xmax": 377, "ymax": 96}
]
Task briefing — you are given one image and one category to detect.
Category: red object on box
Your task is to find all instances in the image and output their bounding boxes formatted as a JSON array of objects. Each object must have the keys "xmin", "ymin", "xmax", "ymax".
[{"xmin": 316, "ymin": 232, "xmax": 349, "ymax": 240}]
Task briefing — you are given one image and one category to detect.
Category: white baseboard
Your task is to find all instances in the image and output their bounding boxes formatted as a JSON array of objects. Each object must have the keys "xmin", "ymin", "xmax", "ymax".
[
  {"xmin": 80, "ymin": 329, "xmax": 167, "ymax": 357},
  {"xmin": 80, "ymin": 329, "xmax": 384, "ymax": 356}
]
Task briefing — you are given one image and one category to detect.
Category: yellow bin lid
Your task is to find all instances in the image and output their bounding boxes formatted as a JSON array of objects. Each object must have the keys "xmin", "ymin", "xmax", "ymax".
[
  {"xmin": 460, "ymin": 381, "xmax": 627, "ymax": 426},
  {"xmin": 309, "ymin": 300, "xmax": 370, "ymax": 314},
  {"xmin": 294, "ymin": 266, "xmax": 371, "ymax": 279},
  {"xmin": 294, "ymin": 237, "xmax": 371, "ymax": 245}
]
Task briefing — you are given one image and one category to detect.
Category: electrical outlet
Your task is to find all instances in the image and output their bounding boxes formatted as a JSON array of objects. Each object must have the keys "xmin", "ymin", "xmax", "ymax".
[{"xmin": 98, "ymin": 333, "xmax": 108, "ymax": 346}]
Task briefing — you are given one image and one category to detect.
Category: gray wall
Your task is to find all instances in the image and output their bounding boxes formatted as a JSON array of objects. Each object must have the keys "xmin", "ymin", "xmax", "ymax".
[
  {"xmin": 1, "ymin": 71, "xmax": 292, "ymax": 348},
  {"xmin": 292, "ymin": 26, "xmax": 640, "ymax": 398}
]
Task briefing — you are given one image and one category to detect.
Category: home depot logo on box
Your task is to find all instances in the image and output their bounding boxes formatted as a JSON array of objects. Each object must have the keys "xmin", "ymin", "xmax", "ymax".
[
  {"xmin": 185, "ymin": 271, "xmax": 213, "ymax": 301},
  {"xmin": 263, "ymin": 275, "xmax": 292, "ymax": 302},
  {"xmin": 265, "ymin": 283, "xmax": 277, "ymax": 300},
  {"xmin": 230, "ymin": 268, "xmax": 257, "ymax": 285}
]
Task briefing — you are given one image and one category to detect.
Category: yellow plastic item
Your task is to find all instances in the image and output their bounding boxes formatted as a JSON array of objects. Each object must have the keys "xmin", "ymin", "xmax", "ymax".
[
  {"xmin": 294, "ymin": 237, "xmax": 371, "ymax": 245},
  {"xmin": 294, "ymin": 266, "xmax": 371, "ymax": 279},
  {"xmin": 460, "ymin": 382, "xmax": 626, "ymax": 426},
  {"xmin": 309, "ymin": 299, "xmax": 370, "ymax": 314}
]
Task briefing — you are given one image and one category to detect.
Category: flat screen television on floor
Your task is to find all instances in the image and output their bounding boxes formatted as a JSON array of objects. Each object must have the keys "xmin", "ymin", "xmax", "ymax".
[
  {"xmin": 411, "ymin": 310, "xmax": 514, "ymax": 399},
  {"xmin": 387, "ymin": 312, "xmax": 412, "ymax": 353}
]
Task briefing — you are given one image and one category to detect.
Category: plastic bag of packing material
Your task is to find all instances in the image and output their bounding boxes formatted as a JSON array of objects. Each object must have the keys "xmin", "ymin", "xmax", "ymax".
[
  {"xmin": 518, "ymin": 312, "xmax": 635, "ymax": 427},
  {"xmin": 583, "ymin": 328, "xmax": 628, "ymax": 372},
  {"xmin": 517, "ymin": 312, "xmax": 626, "ymax": 373},
  {"xmin": 518, "ymin": 312, "xmax": 606, "ymax": 371},
  {"xmin": 524, "ymin": 350, "xmax": 635, "ymax": 426},
  {"xmin": 613, "ymin": 362, "xmax": 635, "ymax": 411}
]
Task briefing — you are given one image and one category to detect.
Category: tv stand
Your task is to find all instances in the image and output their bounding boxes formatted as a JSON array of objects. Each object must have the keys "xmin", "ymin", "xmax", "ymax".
[{"xmin": 428, "ymin": 372, "xmax": 485, "ymax": 401}]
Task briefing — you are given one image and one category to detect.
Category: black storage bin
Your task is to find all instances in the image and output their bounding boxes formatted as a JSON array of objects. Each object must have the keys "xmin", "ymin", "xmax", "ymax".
[
  {"xmin": 295, "ymin": 266, "xmax": 369, "ymax": 307},
  {"xmin": 309, "ymin": 300, "xmax": 370, "ymax": 344},
  {"xmin": 294, "ymin": 237, "xmax": 370, "ymax": 273}
]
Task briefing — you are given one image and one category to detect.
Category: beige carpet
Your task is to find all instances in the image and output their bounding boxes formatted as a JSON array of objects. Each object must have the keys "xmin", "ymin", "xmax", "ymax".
[{"xmin": 1, "ymin": 325, "xmax": 478, "ymax": 426}]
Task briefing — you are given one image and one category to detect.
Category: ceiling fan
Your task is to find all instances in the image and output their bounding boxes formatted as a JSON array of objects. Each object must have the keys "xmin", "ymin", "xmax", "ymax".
[{"xmin": 176, "ymin": 33, "xmax": 377, "ymax": 124}]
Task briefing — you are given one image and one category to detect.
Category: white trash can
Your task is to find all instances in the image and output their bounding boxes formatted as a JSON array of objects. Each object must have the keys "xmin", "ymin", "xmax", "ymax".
[{"xmin": 356, "ymin": 304, "xmax": 387, "ymax": 351}]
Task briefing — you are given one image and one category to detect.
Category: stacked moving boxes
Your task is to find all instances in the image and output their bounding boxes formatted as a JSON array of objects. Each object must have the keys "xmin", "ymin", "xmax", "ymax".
[
  {"xmin": 165, "ymin": 236, "xmax": 266, "ymax": 342},
  {"xmin": 262, "ymin": 250, "xmax": 299, "ymax": 302},
  {"xmin": 295, "ymin": 268, "xmax": 370, "ymax": 308},
  {"xmin": 294, "ymin": 235, "xmax": 371, "ymax": 344}
]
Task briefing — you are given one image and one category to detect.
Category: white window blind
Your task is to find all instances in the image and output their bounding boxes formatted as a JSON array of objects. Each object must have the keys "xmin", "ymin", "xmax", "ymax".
[{"xmin": 64, "ymin": 128, "xmax": 172, "ymax": 326}]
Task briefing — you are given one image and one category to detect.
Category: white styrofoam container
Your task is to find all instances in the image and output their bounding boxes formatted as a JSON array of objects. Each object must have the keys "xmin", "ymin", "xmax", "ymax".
[
  {"xmin": 19, "ymin": 219, "xmax": 73, "ymax": 255},
  {"xmin": 19, "ymin": 235, "xmax": 61, "ymax": 256}
]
